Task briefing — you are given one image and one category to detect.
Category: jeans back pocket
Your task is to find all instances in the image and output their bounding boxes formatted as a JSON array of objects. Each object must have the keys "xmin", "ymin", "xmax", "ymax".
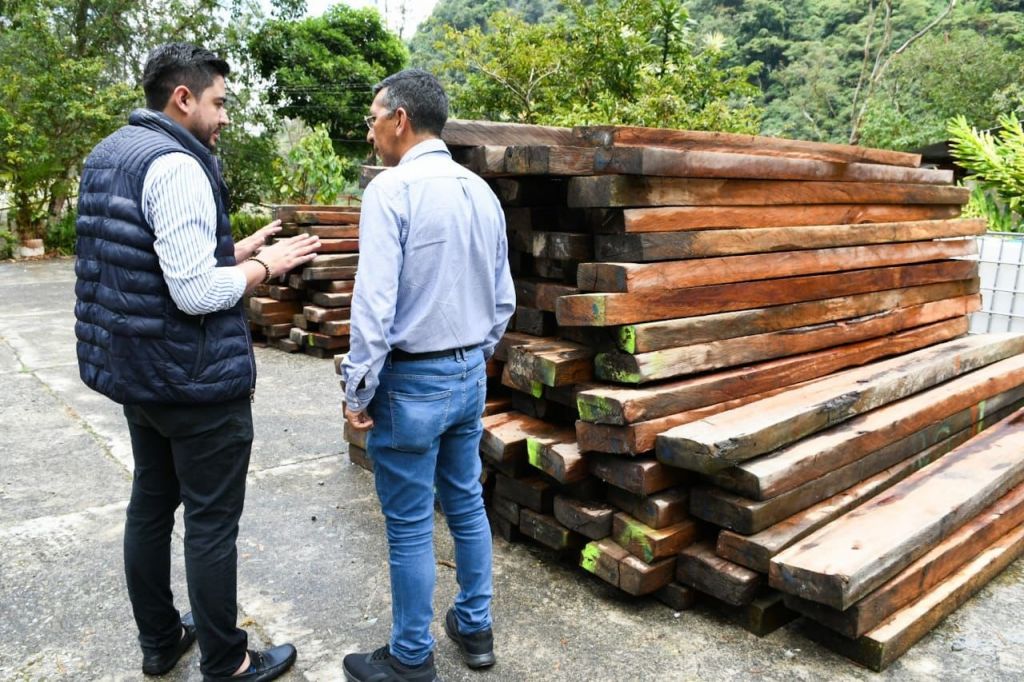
[{"xmin": 388, "ymin": 389, "xmax": 452, "ymax": 453}]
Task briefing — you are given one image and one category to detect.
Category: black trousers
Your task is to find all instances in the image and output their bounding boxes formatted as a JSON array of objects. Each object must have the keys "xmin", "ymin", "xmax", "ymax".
[{"xmin": 122, "ymin": 396, "xmax": 253, "ymax": 677}]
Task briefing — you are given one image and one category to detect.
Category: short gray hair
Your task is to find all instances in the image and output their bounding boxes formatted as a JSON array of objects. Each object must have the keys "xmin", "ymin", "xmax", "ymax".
[{"xmin": 373, "ymin": 69, "xmax": 448, "ymax": 136}]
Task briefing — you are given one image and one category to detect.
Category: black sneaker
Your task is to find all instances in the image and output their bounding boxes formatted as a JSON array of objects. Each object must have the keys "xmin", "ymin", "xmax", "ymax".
[
  {"xmin": 141, "ymin": 612, "xmax": 196, "ymax": 675},
  {"xmin": 342, "ymin": 645, "xmax": 439, "ymax": 682},
  {"xmin": 444, "ymin": 608, "xmax": 495, "ymax": 669}
]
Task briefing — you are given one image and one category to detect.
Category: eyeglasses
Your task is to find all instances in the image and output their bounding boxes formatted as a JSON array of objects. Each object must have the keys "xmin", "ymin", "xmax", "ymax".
[{"xmin": 364, "ymin": 110, "xmax": 392, "ymax": 129}]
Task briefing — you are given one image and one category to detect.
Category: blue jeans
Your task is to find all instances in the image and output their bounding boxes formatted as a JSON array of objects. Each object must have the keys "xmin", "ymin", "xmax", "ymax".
[{"xmin": 366, "ymin": 348, "xmax": 493, "ymax": 666}]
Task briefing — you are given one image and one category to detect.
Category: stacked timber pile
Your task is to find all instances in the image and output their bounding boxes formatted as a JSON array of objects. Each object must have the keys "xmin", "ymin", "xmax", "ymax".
[
  {"xmin": 338, "ymin": 119, "xmax": 1024, "ymax": 664},
  {"xmin": 246, "ymin": 205, "xmax": 360, "ymax": 358}
]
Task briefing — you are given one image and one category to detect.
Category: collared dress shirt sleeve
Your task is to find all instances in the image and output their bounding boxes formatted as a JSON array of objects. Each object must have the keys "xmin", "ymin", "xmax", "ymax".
[
  {"xmin": 483, "ymin": 209, "xmax": 515, "ymax": 359},
  {"xmin": 341, "ymin": 181, "xmax": 405, "ymax": 412},
  {"xmin": 142, "ymin": 153, "xmax": 246, "ymax": 316}
]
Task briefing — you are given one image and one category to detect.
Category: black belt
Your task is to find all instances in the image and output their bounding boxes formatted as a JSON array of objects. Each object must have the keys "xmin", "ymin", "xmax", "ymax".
[{"xmin": 390, "ymin": 345, "xmax": 477, "ymax": 361}]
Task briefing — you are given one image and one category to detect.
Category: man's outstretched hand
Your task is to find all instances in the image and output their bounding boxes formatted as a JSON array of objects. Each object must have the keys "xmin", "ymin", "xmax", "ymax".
[{"xmin": 235, "ymin": 219, "xmax": 283, "ymax": 262}]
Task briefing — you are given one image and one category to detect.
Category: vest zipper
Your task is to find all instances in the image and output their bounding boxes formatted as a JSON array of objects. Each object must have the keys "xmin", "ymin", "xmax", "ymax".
[{"xmin": 240, "ymin": 308, "xmax": 257, "ymax": 402}]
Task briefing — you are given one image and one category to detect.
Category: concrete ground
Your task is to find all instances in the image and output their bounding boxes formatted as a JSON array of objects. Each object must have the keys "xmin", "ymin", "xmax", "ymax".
[{"xmin": 1, "ymin": 257, "xmax": 1023, "ymax": 682}]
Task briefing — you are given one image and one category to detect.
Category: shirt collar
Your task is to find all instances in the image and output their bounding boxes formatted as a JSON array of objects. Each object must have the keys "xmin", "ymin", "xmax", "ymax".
[{"xmin": 398, "ymin": 138, "xmax": 450, "ymax": 165}]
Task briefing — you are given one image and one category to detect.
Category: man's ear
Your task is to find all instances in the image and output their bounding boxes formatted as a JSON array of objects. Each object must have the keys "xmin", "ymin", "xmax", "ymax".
[
  {"xmin": 168, "ymin": 85, "xmax": 193, "ymax": 116},
  {"xmin": 393, "ymin": 106, "xmax": 409, "ymax": 136}
]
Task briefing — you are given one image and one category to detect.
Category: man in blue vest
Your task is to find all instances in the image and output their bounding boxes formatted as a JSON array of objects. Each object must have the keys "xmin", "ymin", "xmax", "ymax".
[{"xmin": 75, "ymin": 43, "xmax": 319, "ymax": 681}]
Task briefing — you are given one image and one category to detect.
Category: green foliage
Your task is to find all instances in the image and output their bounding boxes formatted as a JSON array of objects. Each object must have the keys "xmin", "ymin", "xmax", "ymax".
[
  {"xmin": 230, "ymin": 210, "xmax": 273, "ymax": 242},
  {"xmin": 249, "ymin": 5, "xmax": 408, "ymax": 157},
  {"xmin": 949, "ymin": 113, "xmax": 1024, "ymax": 232},
  {"xmin": 0, "ymin": 230, "xmax": 16, "ymax": 260},
  {"xmin": 272, "ymin": 125, "xmax": 353, "ymax": 205},
  {"xmin": 44, "ymin": 210, "xmax": 78, "ymax": 255},
  {"xmin": 436, "ymin": 0, "xmax": 762, "ymax": 132}
]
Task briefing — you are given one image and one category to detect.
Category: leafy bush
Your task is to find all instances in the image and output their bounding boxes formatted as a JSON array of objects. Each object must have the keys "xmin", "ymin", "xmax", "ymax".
[
  {"xmin": 230, "ymin": 211, "xmax": 273, "ymax": 243},
  {"xmin": 272, "ymin": 125, "xmax": 353, "ymax": 205},
  {"xmin": 44, "ymin": 210, "xmax": 78, "ymax": 255},
  {"xmin": 0, "ymin": 230, "xmax": 16, "ymax": 260},
  {"xmin": 948, "ymin": 113, "xmax": 1024, "ymax": 232}
]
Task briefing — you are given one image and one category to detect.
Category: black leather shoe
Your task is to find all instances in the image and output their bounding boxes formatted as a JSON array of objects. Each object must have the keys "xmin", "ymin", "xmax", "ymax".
[
  {"xmin": 202, "ymin": 644, "xmax": 297, "ymax": 682},
  {"xmin": 342, "ymin": 645, "xmax": 439, "ymax": 681},
  {"xmin": 142, "ymin": 612, "xmax": 196, "ymax": 676},
  {"xmin": 444, "ymin": 608, "xmax": 495, "ymax": 669}
]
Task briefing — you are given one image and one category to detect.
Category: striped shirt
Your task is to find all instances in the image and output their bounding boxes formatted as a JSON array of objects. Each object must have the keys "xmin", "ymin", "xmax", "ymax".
[{"xmin": 141, "ymin": 153, "xmax": 246, "ymax": 316}]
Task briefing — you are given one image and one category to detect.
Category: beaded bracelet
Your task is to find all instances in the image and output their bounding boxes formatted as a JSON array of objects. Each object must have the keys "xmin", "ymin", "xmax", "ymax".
[{"xmin": 247, "ymin": 256, "xmax": 273, "ymax": 284}]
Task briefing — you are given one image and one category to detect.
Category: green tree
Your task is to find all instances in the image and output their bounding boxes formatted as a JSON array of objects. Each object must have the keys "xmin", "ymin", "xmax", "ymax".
[
  {"xmin": 272, "ymin": 124, "xmax": 353, "ymax": 204},
  {"xmin": 437, "ymin": 0, "xmax": 762, "ymax": 132},
  {"xmin": 859, "ymin": 30, "xmax": 1024, "ymax": 150},
  {"xmin": 249, "ymin": 5, "xmax": 407, "ymax": 160}
]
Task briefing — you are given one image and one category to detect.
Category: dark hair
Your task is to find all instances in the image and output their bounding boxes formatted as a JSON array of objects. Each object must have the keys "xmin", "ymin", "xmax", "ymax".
[
  {"xmin": 372, "ymin": 68, "xmax": 448, "ymax": 136},
  {"xmin": 142, "ymin": 43, "xmax": 231, "ymax": 110}
]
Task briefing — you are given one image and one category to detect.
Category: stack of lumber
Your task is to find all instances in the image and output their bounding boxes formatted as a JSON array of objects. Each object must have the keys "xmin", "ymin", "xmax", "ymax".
[
  {"xmin": 245, "ymin": 205, "xmax": 360, "ymax": 358},
  {"xmin": 336, "ymin": 119, "xmax": 1024, "ymax": 658}
]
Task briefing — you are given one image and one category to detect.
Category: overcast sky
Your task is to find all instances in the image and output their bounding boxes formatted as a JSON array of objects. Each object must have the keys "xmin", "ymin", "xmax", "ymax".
[{"xmin": 305, "ymin": 0, "xmax": 439, "ymax": 39}]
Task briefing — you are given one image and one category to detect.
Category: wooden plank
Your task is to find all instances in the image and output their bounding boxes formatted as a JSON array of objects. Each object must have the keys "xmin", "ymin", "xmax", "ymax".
[
  {"xmin": 491, "ymin": 494, "xmax": 521, "ymax": 526},
  {"xmin": 770, "ymin": 407, "xmax": 1024, "ymax": 609},
  {"xmin": 507, "ymin": 338, "xmax": 594, "ymax": 388},
  {"xmin": 656, "ymin": 334, "xmax": 1024, "ymax": 474},
  {"xmin": 516, "ymin": 278, "xmax": 579, "ymax": 313},
  {"xmin": 691, "ymin": 386, "xmax": 1024, "ymax": 534},
  {"xmin": 556, "ymin": 260, "xmax": 977, "ymax": 327},
  {"xmin": 715, "ymin": 354, "xmax": 1024, "ymax": 500},
  {"xmin": 290, "ymin": 210, "xmax": 360, "ymax": 226},
  {"xmin": 273, "ymin": 204, "xmax": 359, "ymax": 222},
  {"xmin": 715, "ymin": 402, "xmax": 1023, "ymax": 573},
  {"xmin": 511, "ymin": 306, "xmax": 557, "ymax": 337},
  {"xmin": 249, "ymin": 297, "xmax": 301, "ymax": 315},
  {"xmin": 310, "ymin": 253, "xmax": 359, "ymax": 267},
  {"xmin": 580, "ymin": 538, "xmax": 630, "ymax": 587},
  {"xmin": 498, "ymin": 144, "xmax": 949, "ymax": 183},
  {"xmin": 266, "ymin": 284, "xmax": 301, "ymax": 301},
  {"xmin": 654, "ymin": 582, "xmax": 698, "ymax": 612},
  {"xmin": 526, "ymin": 438, "xmax": 589, "ymax": 484},
  {"xmin": 596, "ymin": 296, "xmax": 976, "ymax": 383},
  {"xmin": 573, "ymin": 125, "xmax": 922, "ymax": 167},
  {"xmin": 494, "ymin": 474, "xmax": 555, "ymax": 514},
  {"xmin": 298, "ymin": 237, "xmax": 354, "ymax": 254},
  {"xmin": 480, "ymin": 411, "xmax": 574, "ymax": 464},
  {"xmin": 321, "ymin": 320, "xmax": 350, "ymax": 336},
  {"xmin": 576, "ymin": 381, "xmax": 800, "ymax": 455},
  {"xmin": 567, "ymin": 176, "xmax": 969, "ymax": 209},
  {"xmin": 577, "ymin": 318, "xmax": 967, "ymax": 425},
  {"xmin": 616, "ymin": 280, "xmax": 977, "ymax": 354},
  {"xmin": 591, "ymin": 219, "xmax": 983, "ymax": 262},
  {"xmin": 248, "ymin": 311, "xmax": 295, "ymax": 326},
  {"xmin": 676, "ymin": 541, "xmax": 763, "ymax": 607},
  {"xmin": 612, "ymin": 512, "xmax": 698, "ymax": 562},
  {"xmin": 347, "ymin": 443, "xmax": 373, "ymax": 472},
  {"xmin": 587, "ymin": 204, "xmax": 962, "ymax": 233},
  {"xmin": 579, "ymin": 237, "xmax": 979, "ymax": 292},
  {"xmin": 786, "ymin": 481, "xmax": 1024, "ymax": 639},
  {"xmin": 519, "ymin": 509, "xmax": 586, "ymax": 554},
  {"xmin": 493, "ymin": 331, "xmax": 551, "ymax": 363},
  {"xmin": 588, "ymin": 454, "xmax": 688, "ymax": 496},
  {"xmin": 553, "ymin": 495, "xmax": 615, "ymax": 540},
  {"xmin": 302, "ymin": 266, "xmax": 357, "ymax": 281},
  {"xmin": 304, "ymin": 305, "xmax": 349, "ymax": 323},
  {"xmin": 529, "ymin": 231, "xmax": 593, "ymax": 261},
  {"xmin": 619, "ymin": 554, "xmax": 676, "ymax": 596},
  {"xmin": 709, "ymin": 591, "xmax": 799, "ymax": 637},
  {"xmin": 802, "ymin": 522, "xmax": 1024, "ymax": 672},
  {"xmin": 605, "ymin": 486, "xmax": 689, "ymax": 530},
  {"xmin": 309, "ymin": 292, "xmax": 353, "ymax": 309},
  {"xmin": 441, "ymin": 118, "xmax": 575, "ymax": 147}
]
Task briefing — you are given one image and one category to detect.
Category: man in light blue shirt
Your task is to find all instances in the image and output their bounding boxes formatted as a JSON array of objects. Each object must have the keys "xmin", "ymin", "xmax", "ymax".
[{"xmin": 341, "ymin": 69, "xmax": 514, "ymax": 682}]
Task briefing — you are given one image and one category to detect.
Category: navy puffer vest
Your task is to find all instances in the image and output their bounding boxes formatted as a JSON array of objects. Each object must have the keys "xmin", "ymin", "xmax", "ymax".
[{"xmin": 75, "ymin": 108, "xmax": 255, "ymax": 405}]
